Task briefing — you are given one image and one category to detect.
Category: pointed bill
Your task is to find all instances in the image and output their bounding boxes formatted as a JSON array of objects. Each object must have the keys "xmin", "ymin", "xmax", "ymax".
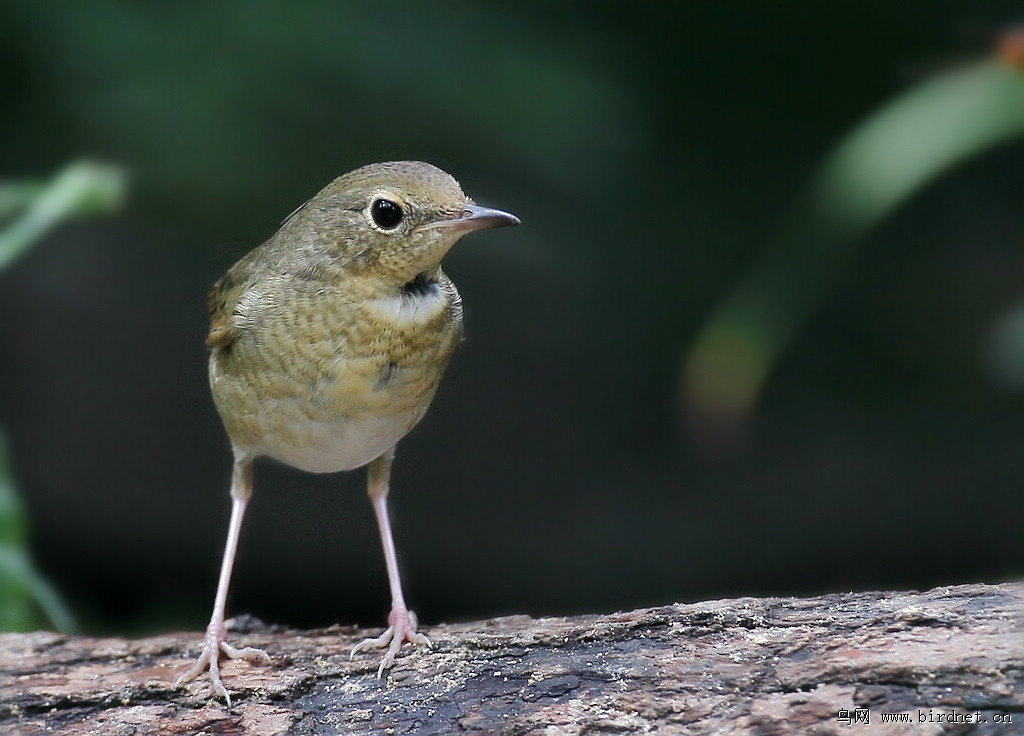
[{"xmin": 417, "ymin": 203, "xmax": 520, "ymax": 234}]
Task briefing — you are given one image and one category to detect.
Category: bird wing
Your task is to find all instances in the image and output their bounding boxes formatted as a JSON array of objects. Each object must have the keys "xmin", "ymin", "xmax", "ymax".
[
  {"xmin": 206, "ymin": 236, "xmax": 293, "ymax": 348},
  {"xmin": 206, "ymin": 266, "xmax": 245, "ymax": 348}
]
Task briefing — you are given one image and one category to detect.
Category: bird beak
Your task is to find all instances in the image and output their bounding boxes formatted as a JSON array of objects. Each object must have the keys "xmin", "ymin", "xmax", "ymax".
[{"xmin": 418, "ymin": 203, "xmax": 520, "ymax": 234}]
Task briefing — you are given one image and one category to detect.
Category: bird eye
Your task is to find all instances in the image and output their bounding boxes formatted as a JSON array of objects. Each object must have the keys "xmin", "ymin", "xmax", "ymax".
[{"xmin": 371, "ymin": 199, "xmax": 404, "ymax": 229}]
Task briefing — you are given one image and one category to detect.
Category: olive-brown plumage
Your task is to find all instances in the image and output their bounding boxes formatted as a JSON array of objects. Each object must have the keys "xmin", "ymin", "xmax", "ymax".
[{"xmin": 177, "ymin": 161, "xmax": 519, "ymax": 704}]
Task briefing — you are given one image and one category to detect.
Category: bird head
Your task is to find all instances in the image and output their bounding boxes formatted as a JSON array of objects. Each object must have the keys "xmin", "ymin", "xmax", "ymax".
[{"xmin": 286, "ymin": 161, "xmax": 519, "ymax": 287}]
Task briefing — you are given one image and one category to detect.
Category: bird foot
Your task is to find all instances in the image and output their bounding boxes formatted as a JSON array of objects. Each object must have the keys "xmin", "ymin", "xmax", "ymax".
[
  {"xmin": 350, "ymin": 606, "xmax": 431, "ymax": 679},
  {"xmin": 175, "ymin": 620, "xmax": 271, "ymax": 706}
]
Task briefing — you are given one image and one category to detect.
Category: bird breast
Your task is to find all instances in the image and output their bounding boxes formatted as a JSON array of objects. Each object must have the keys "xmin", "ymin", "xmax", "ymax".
[{"xmin": 208, "ymin": 277, "xmax": 462, "ymax": 473}]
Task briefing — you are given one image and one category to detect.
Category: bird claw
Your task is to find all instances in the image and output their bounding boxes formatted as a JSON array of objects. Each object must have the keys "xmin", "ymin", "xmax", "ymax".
[
  {"xmin": 350, "ymin": 607, "xmax": 431, "ymax": 679},
  {"xmin": 175, "ymin": 621, "xmax": 271, "ymax": 706}
]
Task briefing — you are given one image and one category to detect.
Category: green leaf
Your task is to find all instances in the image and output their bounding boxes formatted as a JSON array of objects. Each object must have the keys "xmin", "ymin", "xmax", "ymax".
[
  {"xmin": 683, "ymin": 60, "xmax": 1024, "ymax": 437},
  {"xmin": 0, "ymin": 160, "xmax": 126, "ymax": 271}
]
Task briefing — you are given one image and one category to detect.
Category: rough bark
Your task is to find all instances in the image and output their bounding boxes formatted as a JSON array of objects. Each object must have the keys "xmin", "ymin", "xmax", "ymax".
[{"xmin": 0, "ymin": 583, "xmax": 1020, "ymax": 735}]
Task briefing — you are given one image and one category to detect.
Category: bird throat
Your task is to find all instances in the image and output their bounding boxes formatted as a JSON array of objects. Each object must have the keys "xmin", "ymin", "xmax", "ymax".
[
  {"xmin": 365, "ymin": 271, "xmax": 448, "ymax": 327},
  {"xmin": 401, "ymin": 271, "xmax": 438, "ymax": 299}
]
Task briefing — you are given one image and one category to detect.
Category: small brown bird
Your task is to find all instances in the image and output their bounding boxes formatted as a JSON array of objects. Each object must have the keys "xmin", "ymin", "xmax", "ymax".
[{"xmin": 176, "ymin": 161, "xmax": 519, "ymax": 703}]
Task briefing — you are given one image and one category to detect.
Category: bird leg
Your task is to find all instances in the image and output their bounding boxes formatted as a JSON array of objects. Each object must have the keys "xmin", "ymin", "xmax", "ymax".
[
  {"xmin": 176, "ymin": 457, "xmax": 270, "ymax": 705},
  {"xmin": 350, "ymin": 448, "xmax": 431, "ymax": 678}
]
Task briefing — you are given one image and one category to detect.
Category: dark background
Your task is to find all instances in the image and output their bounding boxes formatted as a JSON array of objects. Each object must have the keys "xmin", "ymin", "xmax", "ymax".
[{"xmin": 1, "ymin": 1, "xmax": 1022, "ymax": 637}]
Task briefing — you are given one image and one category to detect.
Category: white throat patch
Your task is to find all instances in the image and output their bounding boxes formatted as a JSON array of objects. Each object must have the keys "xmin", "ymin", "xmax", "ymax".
[{"xmin": 366, "ymin": 286, "xmax": 448, "ymax": 327}]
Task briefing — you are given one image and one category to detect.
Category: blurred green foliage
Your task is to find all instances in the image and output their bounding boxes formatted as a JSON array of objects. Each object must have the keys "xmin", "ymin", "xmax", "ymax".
[
  {"xmin": 0, "ymin": 161, "xmax": 125, "ymax": 631},
  {"xmin": 683, "ymin": 59, "xmax": 1024, "ymax": 436},
  {"xmin": 0, "ymin": 162, "xmax": 126, "ymax": 270},
  {"xmin": 0, "ymin": 431, "xmax": 75, "ymax": 632}
]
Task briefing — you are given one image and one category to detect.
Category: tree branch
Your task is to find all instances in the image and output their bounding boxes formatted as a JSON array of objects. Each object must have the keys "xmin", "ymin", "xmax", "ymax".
[{"xmin": 1, "ymin": 583, "xmax": 1021, "ymax": 734}]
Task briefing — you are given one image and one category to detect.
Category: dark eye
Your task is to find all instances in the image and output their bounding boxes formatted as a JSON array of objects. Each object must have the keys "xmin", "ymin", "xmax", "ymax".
[{"xmin": 371, "ymin": 198, "xmax": 404, "ymax": 229}]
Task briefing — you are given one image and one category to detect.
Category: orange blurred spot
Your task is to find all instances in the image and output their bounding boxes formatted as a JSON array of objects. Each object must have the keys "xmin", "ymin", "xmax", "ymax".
[{"xmin": 997, "ymin": 26, "xmax": 1024, "ymax": 69}]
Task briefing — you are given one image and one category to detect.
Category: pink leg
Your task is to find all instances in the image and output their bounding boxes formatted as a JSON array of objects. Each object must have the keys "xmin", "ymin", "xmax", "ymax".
[
  {"xmin": 176, "ymin": 457, "xmax": 270, "ymax": 705},
  {"xmin": 350, "ymin": 448, "xmax": 431, "ymax": 678}
]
